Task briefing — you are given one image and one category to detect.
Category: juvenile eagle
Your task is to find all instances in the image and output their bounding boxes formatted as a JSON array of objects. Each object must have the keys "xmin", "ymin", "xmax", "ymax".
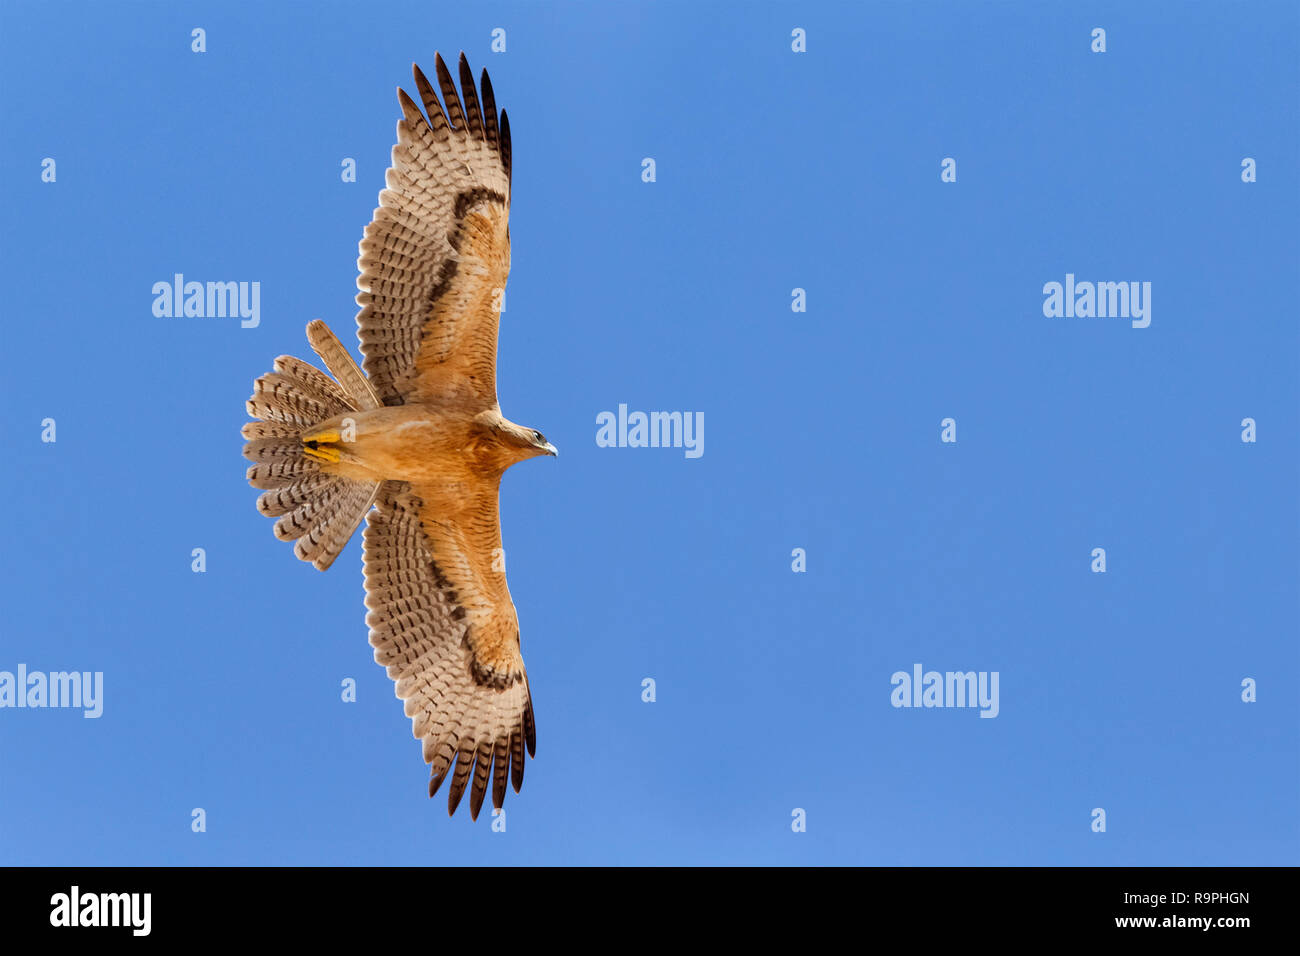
[{"xmin": 242, "ymin": 53, "xmax": 553, "ymax": 819}]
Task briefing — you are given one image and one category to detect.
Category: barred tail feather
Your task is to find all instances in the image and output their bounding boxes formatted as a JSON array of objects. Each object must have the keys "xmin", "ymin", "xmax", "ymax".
[
  {"xmin": 243, "ymin": 340, "xmax": 379, "ymax": 572},
  {"xmin": 306, "ymin": 319, "xmax": 383, "ymax": 411}
]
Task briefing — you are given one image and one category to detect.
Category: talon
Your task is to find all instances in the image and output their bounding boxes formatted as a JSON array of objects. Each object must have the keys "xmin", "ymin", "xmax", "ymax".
[{"xmin": 303, "ymin": 443, "xmax": 340, "ymax": 464}]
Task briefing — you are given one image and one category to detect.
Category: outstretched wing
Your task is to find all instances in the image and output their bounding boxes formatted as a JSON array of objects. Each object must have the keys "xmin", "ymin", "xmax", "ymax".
[
  {"xmin": 356, "ymin": 52, "xmax": 512, "ymax": 408},
  {"xmin": 363, "ymin": 480, "xmax": 535, "ymax": 819}
]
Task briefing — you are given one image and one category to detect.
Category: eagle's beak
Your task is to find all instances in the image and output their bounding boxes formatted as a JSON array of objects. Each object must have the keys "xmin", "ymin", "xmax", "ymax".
[{"xmin": 543, "ymin": 442, "xmax": 558, "ymax": 457}]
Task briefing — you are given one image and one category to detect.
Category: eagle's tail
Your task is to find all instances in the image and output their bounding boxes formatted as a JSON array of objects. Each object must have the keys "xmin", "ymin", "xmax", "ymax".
[{"xmin": 242, "ymin": 321, "xmax": 382, "ymax": 572}]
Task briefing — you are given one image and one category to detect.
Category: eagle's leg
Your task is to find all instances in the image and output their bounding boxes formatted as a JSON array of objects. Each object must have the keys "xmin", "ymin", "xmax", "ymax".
[
  {"xmin": 302, "ymin": 443, "xmax": 339, "ymax": 464},
  {"xmin": 301, "ymin": 425, "xmax": 341, "ymax": 462}
]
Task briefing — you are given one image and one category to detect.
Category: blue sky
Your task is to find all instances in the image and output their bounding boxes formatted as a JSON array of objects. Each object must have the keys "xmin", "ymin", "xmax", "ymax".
[{"xmin": 1, "ymin": 0, "xmax": 1296, "ymax": 865}]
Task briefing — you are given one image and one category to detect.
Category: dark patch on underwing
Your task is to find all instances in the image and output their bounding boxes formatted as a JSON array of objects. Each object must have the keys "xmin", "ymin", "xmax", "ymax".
[{"xmin": 470, "ymin": 657, "xmax": 522, "ymax": 690}]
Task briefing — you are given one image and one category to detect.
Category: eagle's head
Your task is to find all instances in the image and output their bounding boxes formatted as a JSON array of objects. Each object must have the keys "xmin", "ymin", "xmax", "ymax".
[
  {"xmin": 520, "ymin": 427, "xmax": 558, "ymax": 459},
  {"xmin": 479, "ymin": 416, "xmax": 557, "ymax": 468}
]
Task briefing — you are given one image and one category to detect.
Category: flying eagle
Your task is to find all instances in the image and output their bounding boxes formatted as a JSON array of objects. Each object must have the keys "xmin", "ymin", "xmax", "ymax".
[{"xmin": 241, "ymin": 53, "xmax": 553, "ymax": 819}]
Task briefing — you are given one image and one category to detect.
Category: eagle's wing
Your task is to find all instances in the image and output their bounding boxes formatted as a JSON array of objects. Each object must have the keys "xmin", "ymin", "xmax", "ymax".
[
  {"xmin": 356, "ymin": 53, "xmax": 511, "ymax": 408},
  {"xmin": 363, "ymin": 480, "xmax": 535, "ymax": 818}
]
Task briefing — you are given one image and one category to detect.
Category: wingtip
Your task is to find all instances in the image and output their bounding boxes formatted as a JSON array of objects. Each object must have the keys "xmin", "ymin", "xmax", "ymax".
[
  {"xmin": 429, "ymin": 767, "xmax": 447, "ymax": 799},
  {"xmin": 396, "ymin": 86, "xmax": 424, "ymax": 124}
]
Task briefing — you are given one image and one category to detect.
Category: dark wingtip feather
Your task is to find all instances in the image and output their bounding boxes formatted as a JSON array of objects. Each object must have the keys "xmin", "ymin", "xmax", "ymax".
[
  {"xmin": 434, "ymin": 52, "xmax": 465, "ymax": 129},
  {"xmin": 457, "ymin": 52, "xmax": 485, "ymax": 139},
  {"xmin": 468, "ymin": 744, "xmax": 494, "ymax": 821},
  {"xmin": 447, "ymin": 786, "xmax": 465, "ymax": 816},
  {"xmin": 429, "ymin": 765, "xmax": 448, "ymax": 798},
  {"xmin": 499, "ymin": 109, "xmax": 512, "ymax": 182},
  {"xmin": 479, "ymin": 67, "xmax": 500, "ymax": 150},
  {"xmin": 492, "ymin": 741, "xmax": 509, "ymax": 810},
  {"xmin": 396, "ymin": 87, "xmax": 427, "ymax": 129},
  {"xmin": 447, "ymin": 746, "xmax": 474, "ymax": 816},
  {"xmin": 510, "ymin": 732, "xmax": 525, "ymax": 793},
  {"xmin": 412, "ymin": 63, "xmax": 448, "ymax": 132}
]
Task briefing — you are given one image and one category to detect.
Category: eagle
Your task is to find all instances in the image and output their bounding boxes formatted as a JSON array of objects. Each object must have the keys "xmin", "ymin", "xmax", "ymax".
[{"xmin": 241, "ymin": 53, "xmax": 553, "ymax": 819}]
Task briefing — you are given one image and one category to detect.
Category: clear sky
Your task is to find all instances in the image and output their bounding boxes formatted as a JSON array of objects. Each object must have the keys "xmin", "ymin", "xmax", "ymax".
[{"xmin": 1, "ymin": 0, "xmax": 1296, "ymax": 866}]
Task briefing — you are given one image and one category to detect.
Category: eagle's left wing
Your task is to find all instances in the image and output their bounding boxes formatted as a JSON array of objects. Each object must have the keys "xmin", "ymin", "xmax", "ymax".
[
  {"xmin": 363, "ymin": 480, "xmax": 535, "ymax": 818},
  {"xmin": 355, "ymin": 53, "xmax": 511, "ymax": 408}
]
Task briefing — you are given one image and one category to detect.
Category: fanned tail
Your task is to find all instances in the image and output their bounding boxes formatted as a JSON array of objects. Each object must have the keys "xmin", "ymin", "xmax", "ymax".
[{"xmin": 243, "ymin": 325, "xmax": 381, "ymax": 571}]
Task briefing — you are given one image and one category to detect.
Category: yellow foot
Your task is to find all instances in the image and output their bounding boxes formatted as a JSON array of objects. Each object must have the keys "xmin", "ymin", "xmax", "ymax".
[
  {"xmin": 302, "ymin": 441, "xmax": 341, "ymax": 464},
  {"xmin": 302, "ymin": 429, "xmax": 340, "ymax": 444}
]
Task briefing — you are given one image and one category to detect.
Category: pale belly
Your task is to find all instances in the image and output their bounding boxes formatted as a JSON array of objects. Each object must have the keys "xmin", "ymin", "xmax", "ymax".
[{"xmin": 317, "ymin": 405, "xmax": 479, "ymax": 487}]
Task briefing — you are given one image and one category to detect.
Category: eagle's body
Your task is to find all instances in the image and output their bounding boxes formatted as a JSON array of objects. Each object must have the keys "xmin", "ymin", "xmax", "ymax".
[
  {"xmin": 241, "ymin": 53, "xmax": 551, "ymax": 820},
  {"xmin": 308, "ymin": 404, "xmax": 534, "ymax": 485}
]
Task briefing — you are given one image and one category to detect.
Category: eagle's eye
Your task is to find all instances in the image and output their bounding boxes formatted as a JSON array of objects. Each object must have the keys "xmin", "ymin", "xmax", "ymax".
[{"xmin": 533, "ymin": 431, "xmax": 546, "ymax": 444}]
